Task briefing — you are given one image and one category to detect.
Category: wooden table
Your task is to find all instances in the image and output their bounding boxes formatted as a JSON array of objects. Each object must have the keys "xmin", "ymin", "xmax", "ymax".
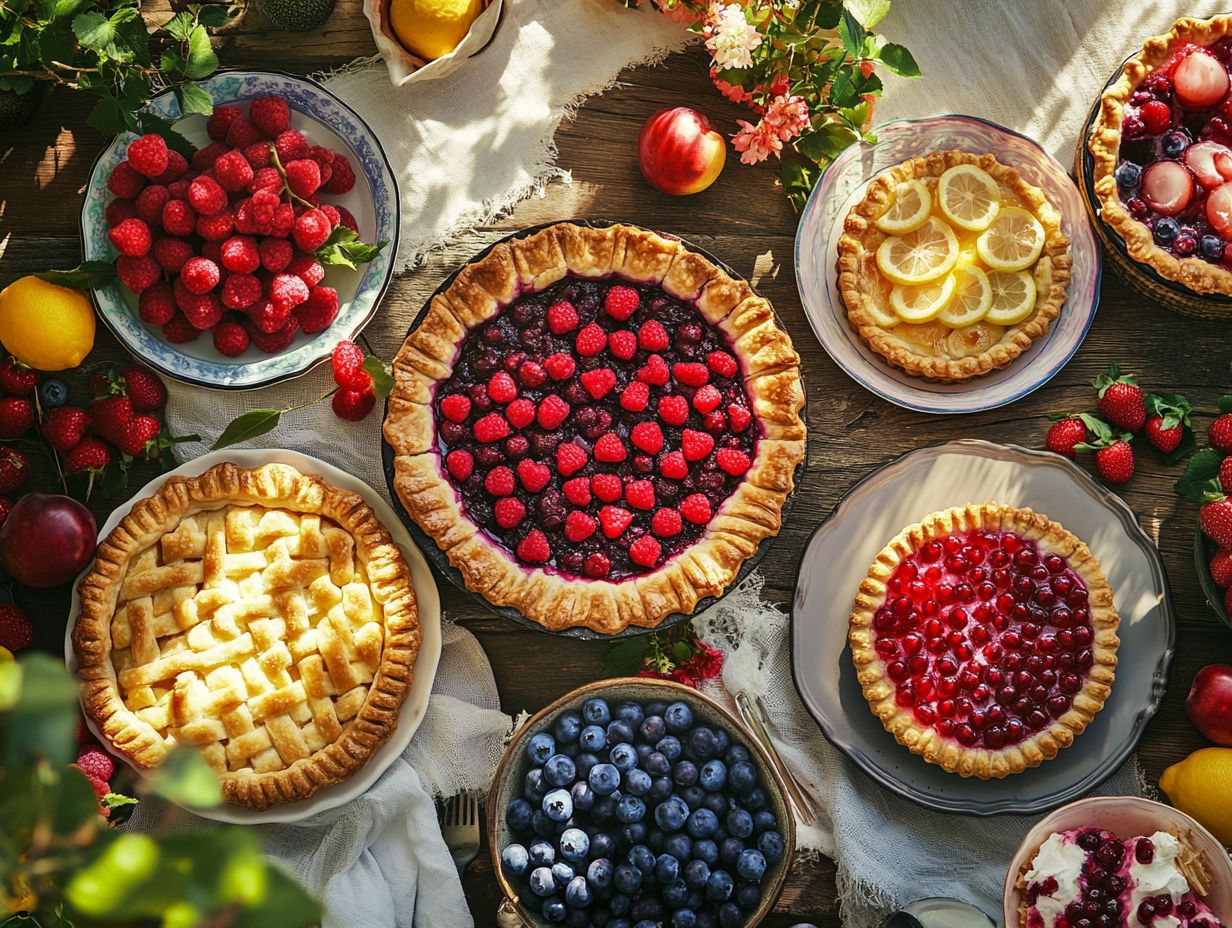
[{"xmin": 5, "ymin": 3, "xmax": 1230, "ymax": 924}]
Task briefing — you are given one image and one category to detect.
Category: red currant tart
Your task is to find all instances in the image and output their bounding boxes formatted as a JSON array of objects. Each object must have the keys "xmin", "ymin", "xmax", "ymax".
[
  {"xmin": 1090, "ymin": 15, "xmax": 1232, "ymax": 294},
  {"xmin": 383, "ymin": 223, "xmax": 805, "ymax": 634},
  {"xmin": 849, "ymin": 503, "xmax": 1119, "ymax": 778}
]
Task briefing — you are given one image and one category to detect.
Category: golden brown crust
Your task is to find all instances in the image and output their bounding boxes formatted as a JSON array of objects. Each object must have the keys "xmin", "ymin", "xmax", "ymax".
[
  {"xmin": 848, "ymin": 503, "xmax": 1119, "ymax": 779},
  {"xmin": 73, "ymin": 462, "xmax": 421, "ymax": 810},
  {"xmin": 837, "ymin": 150, "xmax": 1072, "ymax": 383},
  {"xmin": 1089, "ymin": 16, "xmax": 1232, "ymax": 295},
  {"xmin": 382, "ymin": 222, "xmax": 806, "ymax": 634}
]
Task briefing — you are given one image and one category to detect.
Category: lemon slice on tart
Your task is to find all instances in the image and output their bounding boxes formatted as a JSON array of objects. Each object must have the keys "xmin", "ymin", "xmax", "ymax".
[
  {"xmin": 890, "ymin": 273, "xmax": 957, "ymax": 323},
  {"xmin": 937, "ymin": 265, "xmax": 992, "ymax": 328},
  {"xmin": 976, "ymin": 207, "xmax": 1046, "ymax": 271},
  {"xmin": 984, "ymin": 270, "xmax": 1038, "ymax": 324},
  {"xmin": 875, "ymin": 218, "xmax": 960, "ymax": 285},
  {"xmin": 875, "ymin": 180, "xmax": 932, "ymax": 234},
  {"xmin": 938, "ymin": 164, "xmax": 1002, "ymax": 231}
]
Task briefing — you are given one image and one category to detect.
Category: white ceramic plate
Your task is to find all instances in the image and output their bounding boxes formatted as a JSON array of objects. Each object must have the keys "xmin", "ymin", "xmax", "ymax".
[
  {"xmin": 1003, "ymin": 797, "xmax": 1232, "ymax": 925},
  {"xmin": 65, "ymin": 449, "xmax": 441, "ymax": 825},
  {"xmin": 794, "ymin": 114, "xmax": 1102, "ymax": 415},
  {"xmin": 791, "ymin": 440, "xmax": 1175, "ymax": 815}
]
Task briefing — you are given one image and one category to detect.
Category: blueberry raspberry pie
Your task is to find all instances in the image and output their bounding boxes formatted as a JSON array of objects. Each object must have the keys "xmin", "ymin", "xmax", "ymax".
[
  {"xmin": 73, "ymin": 462, "xmax": 421, "ymax": 809},
  {"xmin": 1090, "ymin": 15, "xmax": 1232, "ymax": 294},
  {"xmin": 383, "ymin": 222, "xmax": 805, "ymax": 634},
  {"xmin": 1017, "ymin": 829, "xmax": 1223, "ymax": 928},
  {"xmin": 838, "ymin": 150, "xmax": 1072, "ymax": 382},
  {"xmin": 848, "ymin": 503, "xmax": 1119, "ymax": 778}
]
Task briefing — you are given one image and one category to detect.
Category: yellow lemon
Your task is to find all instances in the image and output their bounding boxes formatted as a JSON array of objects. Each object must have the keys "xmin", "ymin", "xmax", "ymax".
[
  {"xmin": 984, "ymin": 269, "xmax": 1038, "ymax": 325},
  {"xmin": 937, "ymin": 265, "xmax": 992, "ymax": 328},
  {"xmin": 875, "ymin": 180, "xmax": 932, "ymax": 235},
  {"xmin": 976, "ymin": 206, "xmax": 1045, "ymax": 272},
  {"xmin": 1159, "ymin": 747, "xmax": 1232, "ymax": 843},
  {"xmin": 0, "ymin": 276, "xmax": 95, "ymax": 371},
  {"xmin": 389, "ymin": 0, "xmax": 486, "ymax": 61},
  {"xmin": 875, "ymin": 218, "xmax": 959, "ymax": 286},
  {"xmin": 937, "ymin": 164, "xmax": 1001, "ymax": 232},
  {"xmin": 890, "ymin": 273, "xmax": 956, "ymax": 324}
]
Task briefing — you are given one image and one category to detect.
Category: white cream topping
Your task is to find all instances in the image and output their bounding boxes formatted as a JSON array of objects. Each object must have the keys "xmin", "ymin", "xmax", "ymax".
[
  {"xmin": 1128, "ymin": 832, "xmax": 1193, "ymax": 918},
  {"xmin": 1025, "ymin": 832, "xmax": 1085, "ymax": 927}
]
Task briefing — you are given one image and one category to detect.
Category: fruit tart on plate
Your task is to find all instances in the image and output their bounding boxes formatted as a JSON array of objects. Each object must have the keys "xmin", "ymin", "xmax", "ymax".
[
  {"xmin": 73, "ymin": 462, "xmax": 421, "ymax": 810},
  {"xmin": 838, "ymin": 150, "xmax": 1072, "ymax": 383},
  {"xmin": 849, "ymin": 502, "xmax": 1119, "ymax": 778},
  {"xmin": 1089, "ymin": 14, "xmax": 1232, "ymax": 295},
  {"xmin": 383, "ymin": 222, "xmax": 806, "ymax": 635}
]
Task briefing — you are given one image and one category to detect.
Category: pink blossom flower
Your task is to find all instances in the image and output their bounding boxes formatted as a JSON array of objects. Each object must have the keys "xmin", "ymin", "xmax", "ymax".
[
  {"xmin": 711, "ymin": 73, "xmax": 755, "ymax": 105},
  {"xmin": 732, "ymin": 118, "xmax": 780, "ymax": 164},
  {"xmin": 763, "ymin": 94, "xmax": 810, "ymax": 141},
  {"xmin": 655, "ymin": 0, "xmax": 699, "ymax": 24},
  {"xmin": 705, "ymin": 3, "xmax": 762, "ymax": 71}
]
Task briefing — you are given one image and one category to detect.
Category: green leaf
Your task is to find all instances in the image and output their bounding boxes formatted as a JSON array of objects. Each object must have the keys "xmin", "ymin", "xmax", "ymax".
[
  {"xmin": 838, "ymin": 9, "xmax": 865, "ymax": 59},
  {"xmin": 162, "ymin": 11, "xmax": 195, "ymax": 41},
  {"xmin": 176, "ymin": 81, "xmax": 214, "ymax": 117},
  {"xmin": 1219, "ymin": 394, "xmax": 1232, "ymax": 414},
  {"xmin": 183, "ymin": 24, "xmax": 218, "ymax": 80},
  {"xmin": 37, "ymin": 260, "xmax": 116, "ymax": 290},
  {"xmin": 5, "ymin": 653, "xmax": 79, "ymax": 769},
  {"xmin": 196, "ymin": 4, "xmax": 237, "ymax": 29},
  {"xmin": 71, "ymin": 10, "xmax": 114, "ymax": 50},
  {"xmin": 101, "ymin": 792, "xmax": 139, "ymax": 809},
  {"xmin": 602, "ymin": 638, "xmax": 648, "ymax": 678},
  {"xmin": 845, "ymin": 0, "xmax": 891, "ymax": 28},
  {"xmin": 876, "ymin": 42, "xmax": 920, "ymax": 77},
  {"xmin": 137, "ymin": 112, "xmax": 199, "ymax": 160},
  {"xmin": 85, "ymin": 94, "xmax": 128, "ymax": 135},
  {"xmin": 213, "ymin": 408, "xmax": 282, "ymax": 450},
  {"xmin": 149, "ymin": 748, "xmax": 222, "ymax": 808},
  {"xmin": 315, "ymin": 227, "xmax": 388, "ymax": 270},
  {"xmin": 839, "ymin": 100, "xmax": 872, "ymax": 131},
  {"xmin": 1175, "ymin": 448, "xmax": 1224, "ymax": 502},
  {"xmin": 827, "ymin": 68, "xmax": 862, "ymax": 108},
  {"xmin": 55, "ymin": 765, "xmax": 108, "ymax": 834},
  {"xmin": 794, "ymin": 121, "xmax": 860, "ymax": 162},
  {"xmin": 230, "ymin": 862, "xmax": 323, "ymax": 928},
  {"xmin": 362, "ymin": 356, "xmax": 395, "ymax": 400}
]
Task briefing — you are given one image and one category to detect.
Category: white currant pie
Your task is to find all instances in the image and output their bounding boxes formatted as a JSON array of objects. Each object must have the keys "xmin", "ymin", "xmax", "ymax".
[
  {"xmin": 848, "ymin": 503, "xmax": 1119, "ymax": 778},
  {"xmin": 837, "ymin": 150, "xmax": 1072, "ymax": 382},
  {"xmin": 382, "ymin": 222, "xmax": 806, "ymax": 634},
  {"xmin": 73, "ymin": 462, "xmax": 422, "ymax": 810}
]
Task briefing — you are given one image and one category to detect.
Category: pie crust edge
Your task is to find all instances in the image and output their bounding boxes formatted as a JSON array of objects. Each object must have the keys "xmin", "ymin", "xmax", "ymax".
[
  {"xmin": 73, "ymin": 461, "xmax": 422, "ymax": 810},
  {"xmin": 848, "ymin": 502, "xmax": 1120, "ymax": 779},
  {"xmin": 382, "ymin": 221, "xmax": 807, "ymax": 634}
]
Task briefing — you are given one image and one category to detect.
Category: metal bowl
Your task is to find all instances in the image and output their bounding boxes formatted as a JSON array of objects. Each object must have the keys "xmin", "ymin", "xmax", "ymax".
[{"xmin": 488, "ymin": 677, "xmax": 797, "ymax": 927}]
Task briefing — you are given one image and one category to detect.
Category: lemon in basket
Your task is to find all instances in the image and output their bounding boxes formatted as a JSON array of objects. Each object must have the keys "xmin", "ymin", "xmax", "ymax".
[{"xmin": 390, "ymin": 0, "xmax": 485, "ymax": 61}]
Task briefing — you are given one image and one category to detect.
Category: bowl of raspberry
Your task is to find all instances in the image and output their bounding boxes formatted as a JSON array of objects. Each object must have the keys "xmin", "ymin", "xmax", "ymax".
[
  {"xmin": 82, "ymin": 69, "xmax": 398, "ymax": 389},
  {"xmin": 490, "ymin": 678, "xmax": 796, "ymax": 928}
]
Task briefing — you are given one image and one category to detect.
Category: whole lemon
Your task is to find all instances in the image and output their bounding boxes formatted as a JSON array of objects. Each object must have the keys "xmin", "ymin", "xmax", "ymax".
[
  {"xmin": 1159, "ymin": 747, "xmax": 1232, "ymax": 843},
  {"xmin": 0, "ymin": 276, "xmax": 95, "ymax": 371},
  {"xmin": 389, "ymin": 0, "xmax": 485, "ymax": 62}
]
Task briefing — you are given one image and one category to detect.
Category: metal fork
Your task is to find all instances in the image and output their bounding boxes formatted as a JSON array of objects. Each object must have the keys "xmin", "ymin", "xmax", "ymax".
[{"xmin": 440, "ymin": 790, "xmax": 482, "ymax": 870}]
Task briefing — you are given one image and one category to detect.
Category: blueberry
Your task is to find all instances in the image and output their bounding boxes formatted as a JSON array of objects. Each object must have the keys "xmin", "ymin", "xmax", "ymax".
[
  {"xmin": 718, "ymin": 901, "xmax": 743, "ymax": 928},
  {"xmin": 616, "ymin": 795, "xmax": 646, "ymax": 824},
  {"xmin": 610, "ymin": 894, "xmax": 632, "ymax": 917},
  {"xmin": 502, "ymin": 843, "xmax": 530, "ymax": 876},
  {"xmin": 624, "ymin": 769, "xmax": 652, "ymax": 796},
  {"xmin": 582, "ymin": 697, "xmax": 612, "ymax": 726},
  {"xmin": 544, "ymin": 754, "xmax": 577, "ymax": 787},
  {"xmin": 720, "ymin": 837, "xmax": 744, "ymax": 866},
  {"xmin": 736, "ymin": 848, "xmax": 767, "ymax": 880},
  {"xmin": 38, "ymin": 379, "xmax": 68, "ymax": 408},
  {"xmin": 664, "ymin": 832, "xmax": 693, "ymax": 861},
  {"xmin": 570, "ymin": 780, "xmax": 595, "ymax": 812},
  {"xmin": 645, "ymin": 700, "xmax": 668, "ymax": 717},
  {"xmin": 655, "ymin": 853, "xmax": 680, "ymax": 884},
  {"xmin": 613, "ymin": 862, "xmax": 643, "ymax": 894},
  {"xmin": 551, "ymin": 861, "xmax": 575, "ymax": 885},
  {"xmin": 565, "ymin": 875, "xmax": 592, "ymax": 908},
  {"xmin": 560, "ymin": 827, "xmax": 590, "ymax": 861},
  {"xmin": 701, "ymin": 793, "xmax": 727, "ymax": 816},
  {"xmin": 1201, "ymin": 233, "xmax": 1225, "ymax": 260},
  {"xmin": 726, "ymin": 809, "xmax": 753, "ymax": 839},
  {"xmin": 635, "ymin": 743, "xmax": 653, "ymax": 765},
  {"xmin": 639, "ymin": 715, "xmax": 666, "ymax": 743},
  {"xmin": 610, "ymin": 742, "xmax": 638, "ymax": 772},
  {"xmin": 592, "ymin": 795, "xmax": 618, "ymax": 822},
  {"xmin": 752, "ymin": 810, "xmax": 777, "ymax": 833},
  {"xmin": 525, "ymin": 768, "xmax": 547, "ymax": 802},
  {"xmin": 629, "ymin": 844, "xmax": 656, "ymax": 874},
  {"xmin": 692, "ymin": 839, "xmax": 719, "ymax": 867},
  {"xmin": 647, "ymin": 827, "xmax": 665, "ymax": 851},
  {"xmin": 728, "ymin": 760, "xmax": 758, "ymax": 794},
  {"xmin": 507, "ymin": 798, "xmax": 534, "ymax": 832},
  {"xmin": 724, "ymin": 744, "xmax": 751, "ymax": 766},
  {"xmin": 736, "ymin": 882, "xmax": 761, "ymax": 910},
  {"xmin": 620, "ymin": 822, "xmax": 648, "ymax": 846},
  {"xmin": 606, "ymin": 720, "xmax": 635, "ymax": 745},
  {"xmin": 645, "ymin": 751, "xmax": 671, "ymax": 776},
  {"xmin": 649, "ymin": 776, "xmax": 673, "ymax": 803},
  {"xmin": 1162, "ymin": 129, "xmax": 1191, "ymax": 157},
  {"xmin": 697, "ymin": 913, "xmax": 717, "ymax": 928},
  {"xmin": 542, "ymin": 897, "xmax": 567, "ymax": 922},
  {"xmin": 1154, "ymin": 217, "xmax": 1180, "ymax": 244},
  {"xmin": 664, "ymin": 701, "xmax": 694, "ymax": 733},
  {"xmin": 673, "ymin": 910, "xmax": 698, "ymax": 928},
  {"xmin": 706, "ymin": 869, "xmax": 734, "ymax": 902},
  {"xmin": 529, "ymin": 839, "xmax": 556, "ymax": 867},
  {"xmin": 655, "ymin": 795, "xmax": 690, "ymax": 832},
  {"xmin": 589, "ymin": 763, "xmax": 621, "ymax": 796},
  {"xmin": 532, "ymin": 811, "xmax": 557, "ymax": 838},
  {"xmin": 591, "ymin": 833, "xmax": 616, "ymax": 860},
  {"xmin": 528, "ymin": 732, "xmax": 556, "ymax": 764},
  {"xmin": 656, "ymin": 736, "xmax": 683, "ymax": 761},
  {"xmin": 631, "ymin": 897, "xmax": 663, "ymax": 922},
  {"xmin": 681, "ymin": 786, "xmax": 706, "ymax": 810},
  {"xmin": 529, "ymin": 866, "xmax": 557, "ymax": 897},
  {"xmin": 688, "ymin": 727, "xmax": 719, "ymax": 759},
  {"xmin": 588, "ymin": 856, "xmax": 614, "ymax": 888},
  {"xmin": 711, "ymin": 728, "xmax": 730, "ymax": 756},
  {"xmin": 616, "ymin": 701, "xmax": 645, "ymax": 728},
  {"xmin": 560, "ymin": 743, "xmax": 579, "ymax": 760},
  {"xmin": 1114, "ymin": 162, "xmax": 1142, "ymax": 189},
  {"xmin": 673, "ymin": 760, "xmax": 699, "ymax": 787},
  {"xmin": 554, "ymin": 711, "xmax": 583, "ymax": 744},
  {"xmin": 663, "ymin": 878, "xmax": 691, "ymax": 907},
  {"xmin": 683, "ymin": 858, "xmax": 711, "ymax": 889},
  {"xmin": 686, "ymin": 808, "xmax": 719, "ymax": 839},
  {"xmin": 543, "ymin": 788, "xmax": 573, "ymax": 822},
  {"xmin": 743, "ymin": 787, "xmax": 768, "ymax": 811},
  {"xmin": 575, "ymin": 752, "xmax": 599, "ymax": 778},
  {"xmin": 565, "ymin": 907, "xmax": 588, "ymax": 928},
  {"xmin": 757, "ymin": 829, "xmax": 785, "ymax": 863},
  {"xmin": 580, "ymin": 725, "xmax": 607, "ymax": 752},
  {"xmin": 699, "ymin": 759, "xmax": 728, "ymax": 792}
]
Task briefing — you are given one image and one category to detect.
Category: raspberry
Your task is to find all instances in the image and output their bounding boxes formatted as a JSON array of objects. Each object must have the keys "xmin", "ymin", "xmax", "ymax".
[
  {"xmin": 681, "ymin": 493, "xmax": 712, "ymax": 524},
  {"xmin": 620, "ymin": 381, "xmax": 650, "ymax": 413},
  {"xmin": 717, "ymin": 448, "xmax": 751, "ymax": 475},
  {"xmin": 66, "ymin": 436, "xmax": 110, "ymax": 475},
  {"xmin": 284, "ymin": 159, "xmax": 322, "ymax": 197},
  {"xmin": 181, "ymin": 256, "xmax": 220, "ymax": 294},
  {"xmin": 544, "ymin": 353, "xmax": 576, "ymax": 380},
  {"xmin": 599, "ymin": 505, "xmax": 633, "ymax": 538},
  {"xmin": 75, "ymin": 747, "xmax": 115, "ymax": 784},
  {"xmin": 107, "ymin": 218, "xmax": 152, "ymax": 257},
  {"xmin": 259, "ymin": 238, "xmax": 293, "ymax": 272},
  {"xmin": 331, "ymin": 388, "xmax": 376, "ymax": 422},
  {"xmin": 445, "ymin": 449, "xmax": 474, "ymax": 481},
  {"xmin": 153, "ymin": 238, "xmax": 192, "ymax": 274},
  {"xmin": 245, "ymin": 143, "xmax": 274, "ymax": 171},
  {"xmin": 693, "ymin": 384, "xmax": 722, "ymax": 414},
  {"xmin": 518, "ymin": 360, "xmax": 547, "ymax": 388},
  {"xmin": 249, "ymin": 95, "xmax": 290, "ymax": 137},
  {"xmin": 485, "ymin": 466, "xmax": 516, "ymax": 496},
  {"xmin": 207, "ymin": 105, "xmax": 243, "ymax": 142},
  {"xmin": 608, "ymin": 330, "xmax": 636, "ymax": 361},
  {"xmin": 673, "ymin": 362, "xmax": 709, "ymax": 387},
  {"xmin": 192, "ymin": 141, "xmax": 228, "ymax": 171},
  {"xmin": 138, "ymin": 282, "xmax": 177, "ymax": 324},
  {"xmin": 625, "ymin": 479, "xmax": 655, "ymax": 510},
  {"xmin": 563, "ymin": 510, "xmax": 597, "ymax": 543},
  {"xmin": 233, "ymin": 198, "xmax": 269, "ymax": 236},
  {"xmin": 135, "ymin": 184, "xmax": 171, "ymax": 226},
  {"xmin": 196, "ymin": 209, "xmax": 235, "ymax": 242},
  {"xmin": 638, "ymin": 354, "xmax": 670, "ymax": 386},
  {"xmin": 187, "ymin": 174, "xmax": 227, "ymax": 216},
  {"xmin": 155, "ymin": 149, "xmax": 189, "ymax": 184},
  {"xmin": 286, "ymin": 254, "xmax": 325, "ymax": 286},
  {"xmin": 488, "ymin": 371, "xmax": 518, "ymax": 404},
  {"xmin": 251, "ymin": 189, "xmax": 279, "ymax": 223},
  {"xmin": 639, "ymin": 319, "xmax": 669, "ymax": 352},
  {"xmin": 224, "ymin": 116, "xmax": 264, "ymax": 149},
  {"xmin": 707, "ymin": 350, "xmax": 738, "ymax": 377},
  {"xmin": 563, "ymin": 477, "xmax": 592, "ymax": 506},
  {"xmin": 116, "ymin": 255, "xmax": 160, "ymax": 293},
  {"xmin": 105, "ymin": 198, "xmax": 139, "ymax": 227},
  {"xmin": 213, "ymin": 149, "xmax": 254, "ymax": 192},
  {"xmin": 576, "ymin": 323, "xmax": 606, "ymax": 356},
  {"xmin": 652, "ymin": 508, "xmax": 682, "ymax": 538},
  {"xmin": 248, "ymin": 298, "xmax": 290, "ymax": 333},
  {"xmin": 245, "ymin": 313, "xmax": 299, "ymax": 353},
  {"xmin": 594, "ymin": 432, "xmax": 627, "ymax": 463},
  {"xmin": 516, "ymin": 462, "xmax": 550, "ymax": 497},
  {"xmin": 183, "ymin": 292, "xmax": 222, "ymax": 330},
  {"xmin": 557, "ymin": 442, "xmax": 588, "ymax": 476},
  {"xmin": 108, "ymin": 160, "xmax": 146, "ymax": 198},
  {"xmin": 270, "ymin": 272, "xmax": 309, "ymax": 310},
  {"xmin": 631, "ymin": 421, "xmax": 664, "ymax": 454},
  {"xmin": 548, "ymin": 301, "xmax": 578, "ymax": 334},
  {"xmin": 331, "ymin": 341, "xmax": 369, "ymax": 390},
  {"xmin": 517, "ymin": 529, "xmax": 551, "ymax": 563},
  {"xmin": 703, "ymin": 410, "xmax": 727, "ymax": 433},
  {"xmin": 126, "ymin": 134, "xmax": 169, "ymax": 178},
  {"xmin": 591, "ymin": 473, "xmax": 623, "ymax": 503},
  {"xmin": 474, "ymin": 413, "xmax": 511, "ymax": 443},
  {"xmin": 681, "ymin": 428, "xmax": 714, "ymax": 461},
  {"xmin": 201, "ymin": 240, "xmax": 223, "ymax": 264},
  {"xmin": 221, "ymin": 273, "xmax": 262, "ymax": 309},
  {"xmin": 0, "ymin": 602, "xmax": 30, "ymax": 652},
  {"xmin": 274, "ymin": 130, "xmax": 310, "ymax": 162},
  {"xmin": 335, "ymin": 205, "xmax": 360, "ymax": 233},
  {"xmin": 585, "ymin": 553, "xmax": 611, "ymax": 578},
  {"xmin": 293, "ymin": 208, "xmax": 332, "ymax": 251},
  {"xmin": 605, "ymin": 285, "xmax": 640, "ymax": 320},
  {"xmin": 162, "ymin": 312, "xmax": 200, "ymax": 343},
  {"xmin": 536, "ymin": 395, "xmax": 570, "ymax": 430},
  {"xmin": 323, "ymin": 153, "xmax": 356, "ymax": 194},
  {"xmin": 212, "ymin": 318, "xmax": 250, "ymax": 357},
  {"xmin": 320, "ymin": 204, "xmax": 341, "ymax": 228},
  {"xmin": 270, "ymin": 203, "xmax": 296, "ymax": 238},
  {"xmin": 220, "ymin": 235, "xmax": 260, "ymax": 274},
  {"xmin": 42, "ymin": 405, "xmax": 90, "ymax": 451},
  {"xmin": 309, "ymin": 145, "xmax": 336, "ymax": 168},
  {"xmin": 495, "ymin": 497, "xmax": 526, "ymax": 529},
  {"xmin": 248, "ymin": 166, "xmax": 282, "ymax": 194},
  {"xmin": 658, "ymin": 394, "xmax": 689, "ymax": 427},
  {"xmin": 506, "ymin": 397, "xmax": 536, "ymax": 429},
  {"xmin": 161, "ymin": 199, "xmax": 196, "ymax": 237},
  {"xmin": 728, "ymin": 404, "xmax": 752, "ymax": 432},
  {"xmin": 580, "ymin": 368, "xmax": 616, "ymax": 399},
  {"xmin": 294, "ymin": 285, "xmax": 339, "ymax": 334},
  {"xmin": 628, "ymin": 535, "xmax": 661, "ymax": 567},
  {"xmin": 440, "ymin": 394, "xmax": 472, "ymax": 422}
]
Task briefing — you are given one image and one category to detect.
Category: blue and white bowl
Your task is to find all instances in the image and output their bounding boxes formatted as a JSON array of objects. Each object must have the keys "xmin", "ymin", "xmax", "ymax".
[
  {"xmin": 794, "ymin": 114, "xmax": 1102, "ymax": 415},
  {"xmin": 81, "ymin": 69, "xmax": 399, "ymax": 390}
]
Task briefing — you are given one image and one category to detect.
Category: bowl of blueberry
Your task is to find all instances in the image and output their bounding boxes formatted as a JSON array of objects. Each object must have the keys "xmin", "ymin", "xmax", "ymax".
[{"xmin": 491, "ymin": 678, "xmax": 796, "ymax": 928}]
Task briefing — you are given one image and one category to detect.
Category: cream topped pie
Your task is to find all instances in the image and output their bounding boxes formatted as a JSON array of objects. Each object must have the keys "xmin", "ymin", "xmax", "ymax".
[
  {"xmin": 837, "ymin": 150, "xmax": 1072, "ymax": 382},
  {"xmin": 849, "ymin": 503, "xmax": 1119, "ymax": 778},
  {"xmin": 73, "ymin": 462, "xmax": 421, "ymax": 810},
  {"xmin": 382, "ymin": 222, "xmax": 806, "ymax": 635}
]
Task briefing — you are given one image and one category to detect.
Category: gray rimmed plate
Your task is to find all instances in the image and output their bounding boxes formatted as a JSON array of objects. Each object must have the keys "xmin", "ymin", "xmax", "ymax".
[{"xmin": 791, "ymin": 439, "xmax": 1175, "ymax": 816}]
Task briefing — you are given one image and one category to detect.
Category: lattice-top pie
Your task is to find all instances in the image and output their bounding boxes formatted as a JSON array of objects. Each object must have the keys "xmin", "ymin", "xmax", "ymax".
[
  {"xmin": 383, "ymin": 222, "xmax": 806, "ymax": 634},
  {"xmin": 838, "ymin": 150, "xmax": 1072, "ymax": 382},
  {"xmin": 849, "ymin": 503, "xmax": 1119, "ymax": 778},
  {"xmin": 73, "ymin": 462, "xmax": 421, "ymax": 809}
]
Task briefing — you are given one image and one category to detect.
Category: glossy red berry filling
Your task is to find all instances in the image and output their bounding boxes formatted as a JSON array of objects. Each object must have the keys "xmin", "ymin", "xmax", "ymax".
[
  {"xmin": 872, "ymin": 528, "xmax": 1096, "ymax": 750},
  {"xmin": 435, "ymin": 274, "xmax": 760, "ymax": 580}
]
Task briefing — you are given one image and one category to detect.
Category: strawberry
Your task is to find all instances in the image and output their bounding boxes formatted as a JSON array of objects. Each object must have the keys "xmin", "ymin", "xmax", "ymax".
[
  {"xmin": 564, "ymin": 511, "xmax": 597, "ymax": 543},
  {"xmin": 1145, "ymin": 416, "xmax": 1183, "ymax": 452},
  {"xmin": 516, "ymin": 529, "xmax": 551, "ymax": 563},
  {"xmin": 90, "ymin": 395, "xmax": 134, "ymax": 443},
  {"xmin": 42, "ymin": 406, "xmax": 91, "ymax": 451},
  {"xmin": 1211, "ymin": 413, "xmax": 1232, "ymax": 452},
  {"xmin": 114, "ymin": 414, "xmax": 161, "ymax": 457},
  {"xmin": 1221, "ymin": 456, "xmax": 1232, "ymax": 494},
  {"xmin": 1094, "ymin": 440, "xmax": 1135, "ymax": 484},
  {"xmin": 0, "ymin": 397, "xmax": 33, "ymax": 439},
  {"xmin": 628, "ymin": 535, "xmax": 662, "ymax": 567},
  {"xmin": 0, "ymin": 450, "xmax": 28, "ymax": 494},
  {"xmin": 1094, "ymin": 365, "xmax": 1146, "ymax": 431},
  {"xmin": 1045, "ymin": 417, "xmax": 1088, "ymax": 457},
  {"xmin": 1142, "ymin": 392, "xmax": 1192, "ymax": 455},
  {"xmin": 0, "ymin": 357, "xmax": 38, "ymax": 396},
  {"xmin": 0, "ymin": 603, "xmax": 32, "ymax": 651},
  {"xmin": 1200, "ymin": 498, "xmax": 1232, "ymax": 548},
  {"xmin": 119, "ymin": 366, "xmax": 167, "ymax": 411},
  {"xmin": 66, "ymin": 437, "xmax": 111, "ymax": 476},
  {"xmin": 1210, "ymin": 549, "xmax": 1232, "ymax": 588},
  {"xmin": 598, "ymin": 505, "xmax": 633, "ymax": 538}
]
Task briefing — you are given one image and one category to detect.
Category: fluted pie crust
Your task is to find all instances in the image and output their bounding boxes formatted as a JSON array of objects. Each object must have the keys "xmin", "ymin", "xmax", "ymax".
[
  {"xmin": 1088, "ymin": 15, "xmax": 1232, "ymax": 294},
  {"xmin": 382, "ymin": 222, "xmax": 806, "ymax": 634},
  {"xmin": 849, "ymin": 503, "xmax": 1120, "ymax": 779},
  {"xmin": 73, "ymin": 462, "xmax": 421, "ymax": 810},
  {"xmin": 837, "ymin": 150, "xmax": 1072, "ymax": 382}
]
